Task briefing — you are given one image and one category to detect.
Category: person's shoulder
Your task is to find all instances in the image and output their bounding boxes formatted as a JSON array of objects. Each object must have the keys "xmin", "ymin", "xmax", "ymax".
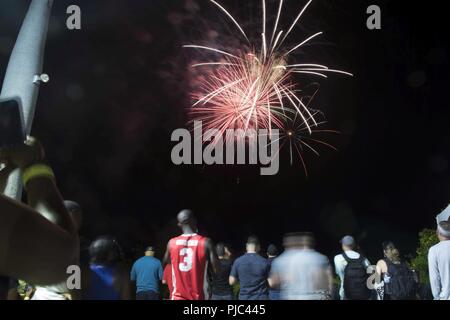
[
  {"xmin": 167, "ymin": 237, "xmax": 176, "ymax": 247},
  {"xmin": 234, "ymin": 255, "xmax": 244, "ymax": 262},
  {"xmin": 202, "ymin": 237, "xmax": 213, "ymax": 246},
  {"xmin": 150, "ymin": 256, "xmax": 162, "ymax": 264},
  {"xmin": 230, "ymin": 257, "xmax": 240, "ymax": 270},
  {"xmin": 435, "ymin": 240, "xmax": 450, "ymax": 248},
  {"xmin": 234, "ymin": 255, "xmax": 246, "ymax": 264},
  {"xmin": 198, "ymin": 234, "xmax": 209, "ymax": 241},
  {"xmin": 258, "ymin": 255, "xmax": 270, "ymax": 266},
  {"xmin": 256, "ymin": 254, "xmax": 268, "ymax": 262},
  {"xmin": 334, "ymin": 253, "xmax": 344, "ymax": 262},
  {"xmin": 429, "ymin": 242, "xmax": 441, "ymax": 253},
  {"xmin": 271, "ymin": 256, "xmax": 281, "ymax": 268},
  {"xmin": 197, "ymin": 236, "xmax": 212, "ymax": 248},
  {"xmin": 314, "ymin": 251, "xmax": 329, "ymax": 261}
]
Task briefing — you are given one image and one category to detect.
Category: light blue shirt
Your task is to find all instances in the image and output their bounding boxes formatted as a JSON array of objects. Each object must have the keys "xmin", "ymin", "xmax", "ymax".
[
  {"xmin": 428, "ymin": 241, "xmax": 450, "ymax": 300},
  {"xmin": 334, "ymin": 251, "xmax": 371, "ymax": 300},
  {"xmin": 130, "ymin": 256, "xmax": 163, "ymax": 293},
  {"xmin": 271, "ymin": 249, "xmax": 331, "ymax": 300}
]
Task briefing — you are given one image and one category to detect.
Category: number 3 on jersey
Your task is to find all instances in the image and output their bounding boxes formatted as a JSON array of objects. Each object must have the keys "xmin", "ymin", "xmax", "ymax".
[{"xmin": 179, "ymin": 247, "xmax": 193, "ymax": 272}]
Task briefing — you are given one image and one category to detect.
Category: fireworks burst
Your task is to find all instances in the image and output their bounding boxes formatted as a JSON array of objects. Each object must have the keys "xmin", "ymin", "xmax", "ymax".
[
  {"xmin": 279, "ymin": 111, "xmax": 340, "ymax": 176},
  {"xmin": 184, "ymin": 0, "xmax": 352, "ymax": 173}
]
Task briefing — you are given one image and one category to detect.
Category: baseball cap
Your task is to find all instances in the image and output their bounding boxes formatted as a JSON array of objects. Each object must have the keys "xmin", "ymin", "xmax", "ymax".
[{"xmin": 340, "ymin": 235, "xmax": 355, "ymax": 246}]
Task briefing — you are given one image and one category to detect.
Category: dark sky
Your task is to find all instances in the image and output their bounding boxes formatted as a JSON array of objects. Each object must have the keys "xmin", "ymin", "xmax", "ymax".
[{"xmin": 0, "ymin": 0, "xmax": 449, "ymax": 261}]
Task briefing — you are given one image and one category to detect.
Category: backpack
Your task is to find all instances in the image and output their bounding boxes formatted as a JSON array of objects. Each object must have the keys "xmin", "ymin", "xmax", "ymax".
[
  {"xmin": 342, "ymin": 252, "xmax": 371, "ymax": 300},
  {"xmin": 384, "ymin": 259, "xmax": 417, "ymax": 300}
]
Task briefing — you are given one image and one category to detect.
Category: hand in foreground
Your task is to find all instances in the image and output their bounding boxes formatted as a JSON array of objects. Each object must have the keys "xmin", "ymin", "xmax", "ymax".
[
  {"xmin": 0, "ymin": 137, "xmax": 45, "ymax": 170},
  {"xmin": 0, "ymin": 160, "xmax": 15, "ymax": 193}
]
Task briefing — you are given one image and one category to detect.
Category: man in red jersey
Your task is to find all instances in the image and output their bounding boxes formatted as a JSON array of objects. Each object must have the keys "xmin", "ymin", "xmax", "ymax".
[
  {"xmin": 163, "ymin": 209, "xmax": 219, "ymax": 300},
  {"xmin": 162, "ymin": 264, "xmax": 173, "ymax": 299}
]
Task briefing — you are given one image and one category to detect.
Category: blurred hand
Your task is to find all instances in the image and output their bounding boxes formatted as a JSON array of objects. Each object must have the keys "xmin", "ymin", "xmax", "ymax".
[
  {"xmin": 0, "ymin": 137, "xmax": 45, "ymax": 169},
  {"xmin": 0, "ymin": 160, "xmax": 16, "ymax": 193}
]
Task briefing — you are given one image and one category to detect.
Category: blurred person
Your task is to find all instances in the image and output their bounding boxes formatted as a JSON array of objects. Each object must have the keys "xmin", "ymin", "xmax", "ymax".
[
  {"xmin": 163, "ymin": 209, "xmax": 219, "ymax": 300},
  {"xmin": 7, "ymin": 279, "xmax": 19, "ymax": 300},
  {"xmin": 428, "ymin": 221, "xmax": 450, "ymax": 300},
  {"xmin": 0, "ymin": 278, "xmax": 19, "ymax": 300},
  {"xmin": 130, "ymin": 246, "xmax": 163, "ymax": 300},
  {"xmin": 32, "ymin": 200, "xmax": 83, "ymax": 300},
  {"xmin": 17, "ymin": 280, "xmax": 34, "ymax": 300},
  {"xmin": 82, "ymin": 236, "xmax": 131, "ymax": 300},
  {"xmin": 0, "ymin": 137, "xmax": 78, "ymax": 299},
  {"xmin": 334, "ymin": 235, "xmax": 371, "ymax": 300},
  {"xmin": 376, "ymin": 241, "xmax": 417, "ymax": 300},
  {"xmin": 269, "ymin": 233, "xmax": 334, "ymax": 300},
  {"xmin": 229, "ymin": 236, "xmax": 270, "ymax": 300},
  {"xmin": 211, "ymin": 243, "xmax": 233, "ymax": 300},
  {"xmin": 0, "ymin": 277, "xmax": 8, "ymax": 300},
  {"xmin": 267, "ymin": 244, "xmax": 281, "ymax": 300}
]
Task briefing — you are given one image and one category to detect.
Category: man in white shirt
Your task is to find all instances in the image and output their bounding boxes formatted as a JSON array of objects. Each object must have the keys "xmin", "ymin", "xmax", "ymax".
[
  {"xmin": 428, "ymin": 221, "xmax": 450, "ymax": 300},
  {"xmin": 334, "ymin": 235, "xmax": 371, "ymax": 300}
]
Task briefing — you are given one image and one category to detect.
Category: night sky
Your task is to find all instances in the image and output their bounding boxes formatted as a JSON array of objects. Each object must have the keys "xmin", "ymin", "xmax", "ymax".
[{"xmin": 0, "ymin": 0, "xmax": 449, "ymax": 262}]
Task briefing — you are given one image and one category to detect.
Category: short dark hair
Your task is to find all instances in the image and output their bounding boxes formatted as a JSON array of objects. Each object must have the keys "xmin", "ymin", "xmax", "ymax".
[
  {"xmin": 382, "ymin": 241, "xmax": 396, "ymax": 251},
  {"xmin": 247, "ymin": 236, "xmax": 260, "ymax": 246},
  {"xmin": 89, "ymin": 236, "xmax": 122, "ymax": 265},
  {"xmin": 267, "ymin": 244, "xmax": 278, "ymax": 256}
]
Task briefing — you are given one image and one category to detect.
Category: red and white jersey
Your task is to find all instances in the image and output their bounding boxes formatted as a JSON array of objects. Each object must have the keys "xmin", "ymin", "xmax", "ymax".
[{"xmin": 169, "ymin": 233, "xmax": 208, "ymax": 300}]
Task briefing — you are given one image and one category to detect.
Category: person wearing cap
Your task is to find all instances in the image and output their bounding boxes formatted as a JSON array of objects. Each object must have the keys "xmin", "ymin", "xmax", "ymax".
[
  {"xmin": 334, "ymin": 235, "xmax": 371, "ymax": 300},
  {"xmin": 428, "ymin": 221, "xmax": 450, "ymax": 300},
  {"xmin": 130, "ymin": 246, "xmax": 163, "ymax": 300}
]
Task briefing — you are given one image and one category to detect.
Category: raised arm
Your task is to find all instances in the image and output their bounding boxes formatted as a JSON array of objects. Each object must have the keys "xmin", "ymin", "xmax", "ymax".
[
  {"xmin": 6, "ymin": 137, "xmax": 75, "ymax": 233},
  {"xmin": 0, "ymin": 138, "xmax": 78, "ymax": 285},
  {"xmin": 0, "ymin": 193, "xmax": 78, "ymax": 285}
]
